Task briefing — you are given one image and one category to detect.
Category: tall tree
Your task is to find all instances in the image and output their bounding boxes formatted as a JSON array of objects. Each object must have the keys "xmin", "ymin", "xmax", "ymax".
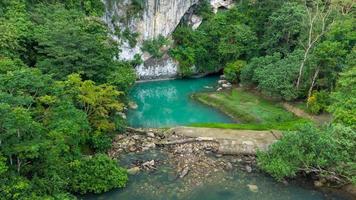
[{"xmin": 296, "ymin": 0, "xmax": 334, "ymax": 89}]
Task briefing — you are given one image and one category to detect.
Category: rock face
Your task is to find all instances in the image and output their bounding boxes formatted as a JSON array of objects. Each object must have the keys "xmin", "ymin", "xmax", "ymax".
[{"xmin": 103, "ymin": 0, "xmax": 234, "ymax": 79}]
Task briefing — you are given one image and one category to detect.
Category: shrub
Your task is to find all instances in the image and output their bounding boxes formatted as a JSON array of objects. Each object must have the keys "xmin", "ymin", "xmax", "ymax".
[
  {"xmin": 257, "ymin": 124, "xmax": 356, "ymax": 185},
  {"xmin": 170, "ymin": 46, "xmax": 195, "ymax": 77},
  {"xmin": 122, "ymin": 29, "xmax": 139, "ymax": 48},
  {"xmin": 329, "ymin": 66, "xmax": 356, "ymax": 129},
  {"xmin": 141, "ymin": 35, "xmax": 169, "ymax": 58},
  {"xmin": 69, "ymin": 154, "xmax": 128, "ymax": 194},
  {"xmin": 223, "ymin": 60, "xmax": 246, "ymax": 83},
  {"xmin": 107, "ymin": 62, "xmax": 137, "ymax": 93},
  {"xmin": 307, "ymin": 90, "xmax": 331, "ymax": 114}
]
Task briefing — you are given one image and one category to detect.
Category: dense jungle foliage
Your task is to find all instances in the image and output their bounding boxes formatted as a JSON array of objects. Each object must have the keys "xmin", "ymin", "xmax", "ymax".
[{"xmin": 0, "ymin": 0, "xmax": 135, "ymax": 199}]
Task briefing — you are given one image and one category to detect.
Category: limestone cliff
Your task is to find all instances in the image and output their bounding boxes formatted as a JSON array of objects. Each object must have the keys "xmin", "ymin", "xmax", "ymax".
[{"xmin": 103, "ymin": 0, "xmax": 233, "ymax": 79}]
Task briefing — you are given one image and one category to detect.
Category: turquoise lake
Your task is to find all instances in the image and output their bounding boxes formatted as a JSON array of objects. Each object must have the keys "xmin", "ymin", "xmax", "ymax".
[{"xmin": 127, "ymin": 76, "xmax": 234, "ymax": 127}]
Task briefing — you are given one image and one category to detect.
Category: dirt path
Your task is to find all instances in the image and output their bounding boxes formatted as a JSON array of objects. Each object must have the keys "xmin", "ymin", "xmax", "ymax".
[
  {"xmin": 282, "ymin": 103, "xmax": 332, "ymax": 125},
  {"xmin": 171, "ymin": 127, "xmax": 282, "ymax": 155}
]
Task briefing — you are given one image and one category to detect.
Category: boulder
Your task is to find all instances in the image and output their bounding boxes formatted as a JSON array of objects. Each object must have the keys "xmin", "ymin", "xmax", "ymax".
[
  {"xmin": 222, "ymin": 83, "xmax": 232, "ymax": 88},
  {"xmin": 247, "ymin": 184, "xmax": 258, "ymax": 192},
  {"xmin": 218, "ymin": 80, "xmax": 228, "ymax": 85},
  {"xmin": 245, "ymin": 165, "xmax": 252, "ymax": 173},
  {"xmin": 179, "ymin": 166, "xmax": 190, "ymax": 178},
  {"xmin": 129, "ymin": 146, "xmax": 137, "ymax": 152},
  {"xmin": 118, "ymin": 112, "xmax": 127, "ymax": 119},
  {"xmin": 147, "ymin": 131, "xmax": 155, "ymax": 138},
  {"xmin": 127, "ymin": 167, "xmax": 140, "ymax": 175},
  {"xmin": 225, "ymin": 162, "xmax": 233, "ymax": 170},
  {"xmin": 217, "ymin": 87, "xmax": 223, "ymax": 91},
  {"xmin": 128, "ymin": 101, "xmax": 138, "ymax": 109},
  {"xmin": 142, "ymin": 142, "xmax": 156, "ymax": 151}
]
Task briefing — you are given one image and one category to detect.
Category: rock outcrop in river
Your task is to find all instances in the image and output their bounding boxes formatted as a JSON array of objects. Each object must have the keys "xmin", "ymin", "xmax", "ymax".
[{"xmin": 103, "ymin": 0, "xmax": 234, "ymax": 79}]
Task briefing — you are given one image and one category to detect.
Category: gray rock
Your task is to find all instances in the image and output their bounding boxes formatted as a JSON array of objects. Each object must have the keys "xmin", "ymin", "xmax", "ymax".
[
  {"xmin": 222, "ymin": 83, "xmax": 232, "ymax": 88},
  {"xmin": 245, "ymin": 165, "xmax": 252, "ymax": 173},
  {"xmin": 128, "ymin": 101, "xmax": 138, "ymax": 109},
  {"xmin": 143, "ymin": 142, "xmax": 156, "ymax": 150},
  {"xmin": 142, "ymin": 160, "xmax": 155, "ymax": 169},
  {"xmin": 217, "ymin": 87, "xmax": 223, "ymax": 91},
  {"xmin": 215, "ymin": 154, "xmax": 223, "ymax": 158},
  {"xmin": 132, "ymin": 135, "xmax": 140, "ymax": 140},
  {"xmin": 129, "ymin": 146, "xmax": 137, "ymax": 152},
  {"xmin": 127, "ymin": 167, "xmax": 140, "ymax": 175},
  {"xmin": 247, "ymin": 184, "xmax": 258, "ymax": 192},
  {"xmin": 118, "ymin": 112, "xmax": 127, "ymax": 119},
  {"xmin": 179, "ymin": 166, "xmax": 189, "ymax": 178},
  {"xmin": 147, "ymin": 132, "xmax": 155, "ymax": 138},
  {"xmin": 218, "ymin": 80, "xmax": 228, "ymax": 85},
  {"xmin": 225, "ymin": 162, "xmax": 233, "ymax": 170}
]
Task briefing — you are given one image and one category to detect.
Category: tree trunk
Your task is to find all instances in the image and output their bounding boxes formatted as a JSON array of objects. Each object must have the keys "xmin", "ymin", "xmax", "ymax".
[
  {"xmin": 296, "ymin": 47, "xmax": 311, "ymax": 89},
  {"xmin": 17, "ymin": 157, "xmax": 21, "ymax": 174},
  {"xmin": 308, "ymin": 67, "xmax": 320, "ymax": 98}
]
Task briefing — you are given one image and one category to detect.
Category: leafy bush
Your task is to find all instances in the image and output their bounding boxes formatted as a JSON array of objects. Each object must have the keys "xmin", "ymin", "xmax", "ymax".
[
  {"xmin": 170, "ymin": 46, "xmax": 195, "ymax": 77},
  {"xmin": 252, "ymin": 51, "xmax": 304, "ymax": 100},
  {"xmin": 307, "ymin": 90, "xmax": 330, "ymax": 114},
  {"xmin": 223, "ymin": 60, "xmax": 246, "ymax": 83},
  {"xmin": 126, "ymin": 0, "xmax": 145, "ymax": 19},
  {"xmin": 122, "ymin": 29, "xmax": 139, "ymax": 48},
  {"xmin": 90, "ymin": 133, "xmax": 113, "ymax": 153},
  {"xmin": 257, "ymin": 124, "xmax": 356, "ymax": 184},
  {"xmin": 141, "ymin": 35, "xmax": 168, "ymax": 58},
  {"xmin": 69, "ymin": 154, "xmax": 128, "ymax": 194},
  {"xmin": 107, "ymin": 62, "xmax": 137, "ymax": 93},
  {"xmin": 329, "ymin": 66, "xmax": 356, "ymax": 129}
]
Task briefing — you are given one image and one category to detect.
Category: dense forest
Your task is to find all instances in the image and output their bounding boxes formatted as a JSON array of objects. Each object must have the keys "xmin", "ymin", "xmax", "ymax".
[{"xmin": 0, "ymin": 0, "xmax": 355, "ymax": 199}]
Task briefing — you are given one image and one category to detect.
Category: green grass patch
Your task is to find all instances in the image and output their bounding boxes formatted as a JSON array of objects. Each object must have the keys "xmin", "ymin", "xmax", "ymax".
[
  {"xmin": 192, "ymin": 89, "xmax": 298, "ymax": 124},
  {"xmin": 190, "ymin": 118, "xmax": 312, "ymax": 131},
  {"xmin": 191, "ymin": 89, "xmax": 312, "ymax": 130}
]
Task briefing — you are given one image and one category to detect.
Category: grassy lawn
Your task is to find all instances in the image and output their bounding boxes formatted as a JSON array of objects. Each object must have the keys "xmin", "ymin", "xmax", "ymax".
[{"xmin": 191, "ymin": 88, "xmax": 311, "ymax": 130}]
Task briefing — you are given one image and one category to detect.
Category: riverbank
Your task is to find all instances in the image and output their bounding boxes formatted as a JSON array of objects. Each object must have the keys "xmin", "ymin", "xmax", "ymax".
[
  {"xmin": 96, "ymin": 127, "xmax": 353, "ymax": 200},
  {"xmin": 191, "ymin": 88, "xmax": 311, "ymax": 130}
]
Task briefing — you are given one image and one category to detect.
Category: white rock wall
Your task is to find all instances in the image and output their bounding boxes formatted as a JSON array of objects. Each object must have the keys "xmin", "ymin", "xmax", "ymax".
[{"xmin": 104, "ymin": 0, "xmax": 234, "ymax": 79}]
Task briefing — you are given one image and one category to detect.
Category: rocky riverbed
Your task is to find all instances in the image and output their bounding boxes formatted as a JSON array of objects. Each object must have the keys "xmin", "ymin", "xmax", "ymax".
[{"xmin": 108, "ymin": 128, "xmax": 259, "ymax": 196}]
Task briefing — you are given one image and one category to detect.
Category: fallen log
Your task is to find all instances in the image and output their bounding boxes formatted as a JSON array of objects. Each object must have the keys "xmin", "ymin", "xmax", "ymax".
[
  {"xmin": 157, "ymin": 137, "xmax": 216, "ymax": 145},
  {"xmin": 125, "ymin": 127, "xmax": 147, "ymax": 134}
]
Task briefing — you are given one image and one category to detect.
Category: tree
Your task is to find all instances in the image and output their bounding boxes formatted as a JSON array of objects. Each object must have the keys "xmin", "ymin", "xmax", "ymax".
[
  {"xmin": 263, "ymin": 2, "xmax": 306, "ymax": 55},
  {"xmin": 254, "ymin": 50, "xmax": 304, "ymax": 100},
  {"xmin": 296, "ymin": 0, "xmax": 334, "ymax": 89},
  {"xmin": 69, "ymin": 154, "xmax": 128, "ymax": 194},
  {"xmin": 60, "ymin": 74, "xmax": 124, "ymax": 135},
  {"xmin": 308, "ymin": 41, "xmax": 347, "ymax": 97},
  {"xmin": 329, "ymin": 66, "xmax": 356, "ymax": 128},
  {"xmin": 223, "ymin": 60, "xmax": 246, "ymax": 83},
  {"xmin": 257, "ymin": 124, "xmax": 355, "ymax": 185},
  {"xmin": 32, "ymin": 4, "xmax": 118, "ymax": 82},
  {"xmin": 0, "ymin": 0, "xmax": 31, "ymax": 58},
  {"xmin": 218, "ymin": 24, "xmax": 257, "ymax": 61}
]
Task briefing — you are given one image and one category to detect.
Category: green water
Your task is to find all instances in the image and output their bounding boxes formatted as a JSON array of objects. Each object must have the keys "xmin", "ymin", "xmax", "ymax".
[{"xmin": 127, "ymin": 76, "xmax": 234, "ymax": 127}]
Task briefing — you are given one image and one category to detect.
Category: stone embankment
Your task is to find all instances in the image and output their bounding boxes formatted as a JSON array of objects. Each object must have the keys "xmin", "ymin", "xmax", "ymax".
[{"xmin": 172, "ymin": 127, "xmax": 282, "ymax": 155}]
